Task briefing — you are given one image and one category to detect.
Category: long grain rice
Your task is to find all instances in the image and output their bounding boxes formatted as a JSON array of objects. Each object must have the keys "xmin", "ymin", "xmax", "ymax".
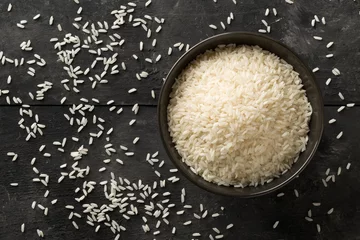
[{"xmin": 168, "ymin": 45, "xmax": 311, "ymax": 185}]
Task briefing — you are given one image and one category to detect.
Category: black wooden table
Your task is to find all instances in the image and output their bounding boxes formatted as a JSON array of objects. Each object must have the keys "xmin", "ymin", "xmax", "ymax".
[{"xmin": 0, "ymin": 0, "xmax": 359, "ymax": 239}]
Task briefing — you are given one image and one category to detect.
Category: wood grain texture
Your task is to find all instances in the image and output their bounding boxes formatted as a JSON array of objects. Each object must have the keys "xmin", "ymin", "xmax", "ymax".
[
  {"xmin": 0, "ymin": 105, "xmax": 359, "ymax": 240},
  {"xmin": 0, "ymin": 0, "xmax": 358, "ymax": 105},
  {"xmin": 0, "ymin": 0, "xmax": 359, "ymax": 240}
]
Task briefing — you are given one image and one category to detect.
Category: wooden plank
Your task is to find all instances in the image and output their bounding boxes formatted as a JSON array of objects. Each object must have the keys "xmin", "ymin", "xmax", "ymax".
[
  {"xmin": 0, "ymin": 0, "xmax": 357, "ymax": 106},
  {"xmin": 0, "ymin": 105, "xmax": 359, "ymax": 239}
]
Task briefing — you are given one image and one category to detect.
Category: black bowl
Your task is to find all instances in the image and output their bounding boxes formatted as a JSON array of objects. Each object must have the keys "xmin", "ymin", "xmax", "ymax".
[{"xmin": 158, "ymin": 32, "xmax": 324, "ymax": 197}]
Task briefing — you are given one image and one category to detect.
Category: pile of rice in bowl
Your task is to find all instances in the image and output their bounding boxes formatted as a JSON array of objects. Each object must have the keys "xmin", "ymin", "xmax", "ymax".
[{"xmin": 167, "ymin": 44, "xmax": 312, "ymax": 187}]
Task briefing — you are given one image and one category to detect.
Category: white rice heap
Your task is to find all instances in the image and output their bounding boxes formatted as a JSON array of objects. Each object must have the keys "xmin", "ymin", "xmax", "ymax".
[{"xmin": 168, "ymin": 44, "xmax": 312, "ymax": 187}]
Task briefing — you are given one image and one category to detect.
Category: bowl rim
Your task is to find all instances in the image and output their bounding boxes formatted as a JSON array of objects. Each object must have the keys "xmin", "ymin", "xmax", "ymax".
[{"xmin": 158, "ymin": 31, "xmax": 324, "ymax": 197}]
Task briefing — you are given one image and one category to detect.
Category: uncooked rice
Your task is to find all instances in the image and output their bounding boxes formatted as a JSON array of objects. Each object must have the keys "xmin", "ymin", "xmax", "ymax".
[
  {"xmin": 168, "ymin": 45, "xmax": 311, "ymax": 186},
  {"xmin": 273, "ymin": 221, "xmax": 279, "ymax": 229}
]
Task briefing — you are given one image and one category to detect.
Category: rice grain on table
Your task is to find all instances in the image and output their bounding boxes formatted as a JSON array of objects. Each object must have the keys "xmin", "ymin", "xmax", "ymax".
[
  {"xmin": 346, "ymin": 163, "xmax": 351, "ymax": 170},
  {"xmin": 311, "ymin": 19, "xmax": 316, "ymax": 27},
  {"xmin": 273, "ymin": 221, "xmax": 279, "ymax": 229},
  {"xmin": 329, "ymin": 119, "xmax": 336, "ymax": 124},
  {"xmin": 317, "ymin": 224, "xmax": 321, "ymax": 233},
  {"xmin": 209, "ymin": 24, "xmax": 217, "ymax": 30},
  {"xmin": 327, "ymin": 208, "xmax": 334, "ymax": 214},
  {"xmin": 168, "ymin": 45, "xmax": 311, "ymax": 186},
  {"xmin": 321, "ymin": 17, "xmax": 326, "ymax": 25},
  {"xmin": 145, "ymin": 0, "xmax": 152, "ymax": 7},
  {"xmin": 265, "ymin": 8, "xmax": 270, "ymax": 16},
  {"xmin": 273, "ymin": 8, "xmax": 277, "ymax": 16},
  {"xmin": 322, "ymin": 179, "xmax": 328, "ymax": 187},
  {"xmin": 294, "ymin": 189, "xmax": 299, "ymax": 197},
  {"xmin": 325, "ymin": 78, "xmax": 332, "ymax": 86},
  {"xmin": 332, "ymin": 68, "xmax": 340, "ymax": 75},
  {"xmin": 338, "ymin": 106, "xmax": 345, "ymax": 112},
  {"xmin": 226, "ymin": 223, "xmax": 234, "ymax": 229},
  {"xmin": 277, "ymin": 193, "xmax": 285, "ymax": 197},
  {"xmin": 336, "ymin": 131, "xmax": 343, "ymax": 139},
  {"xmin": 220, "ymin": 21, "xmax": 226, "ymax": 29},
  {"xmin": 327, "ymin": 42, "xmax": 334, "ymax": 48},
  {"xmin": 338, "ymin": 92, "xmax": 344, "ymax": 100}
]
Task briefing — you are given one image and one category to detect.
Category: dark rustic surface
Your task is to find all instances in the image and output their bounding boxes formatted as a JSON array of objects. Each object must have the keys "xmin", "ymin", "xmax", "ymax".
[{"xmin": 0, "ymin": 0, "xmax": 359, "ymax": 240}]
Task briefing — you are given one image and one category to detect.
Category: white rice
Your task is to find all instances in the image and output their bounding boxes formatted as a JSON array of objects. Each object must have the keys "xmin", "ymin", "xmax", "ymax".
[
  {"xmin": 183, "ymin": 221, "xmax": 192, "ymax": 225},
  {"xmin": 322, "ymin": 179, "xmax": 327, "ymax": 187},
  {"xmin": 128, "ymin": 88, "xmax": 137, "ymax": 93},
  {"xmin": 308, "ymin": 210, "xmax": 312, "ymax": 217},
  {"xmin": 327, "ymin": 208, "xmax": 334, "ymax": 214},
  {"xmin": 49, "ymin": 16, "xmax": 54, "ymax": 25},
  {"xmin": 317, "ymin": 224, "xmax": 321, "ymax": 233},
  {"xmin": 273, "ymin": 8, "xmax": 277, "ymax": 16},
  {"xmin": 273, "ymin": 221, "xmax": 279, "ymax": 229},
  {"xmin": 337, "ymin": 167, "xmax": 341, "ymax": 175},
  {"xmin": 336, "ymin": 131, "xmax": 343, "ymax": 139},
  {"xmin": 337, "ymin": 106, "xmax": 345, "ymax": 112},
  {"xmin": 328, "ymin": 119, "xmax": 336, "ymax": 124},
  {"xmin": 72, "ymin": 221, "xmax": 79, "ymax": 229},
  {"xmin": 332, "ymin": 68, "xmax": 341, "ymax": 76},
  {"xmin": 326, "ymin": 42, "xmax": 334, "ymax": 48},
  {"xmin": 226, "ymin": 223, "xmax": 234, "ymax": 229},
  {"xmin": 168, "ymin": 45, "xmax": 311, "ymax": 186},
  {"xmin": 145, "ymin": 0, "xmax": 152, "ymax": 6},
  {"xmin": 346, "ymin": 163, "xmax": 351, "ymax": 170},
  {"xmin": 277, "ymin": 193, "xmax": 285, "ymax": 197},
  {"xmin": 311, "ymin": 19, "xmax": 316, "ymax": 27},
  {"xmin": 265, "ymin": 8, "xmax": 269, "ymax": 16},
  {"xmin": 294, "ymin": 189, "xmax": 299, "ymax": 197},
  {"xmin": 220, "ymin": 21, "xmax": 226, "ymax": 30},
  {"xmin": 338, "ymin": 92, "xmax": 344, "ymax": 100},
  {"xmin": 209, "ymin": 24, "xmax": 217, "ymax": 30}
]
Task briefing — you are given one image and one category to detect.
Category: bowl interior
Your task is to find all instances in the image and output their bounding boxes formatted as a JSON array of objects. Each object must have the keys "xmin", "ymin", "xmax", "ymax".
[{"xmin": 158, "ymin": 32, "xmax": 324, "ymax": 197}]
